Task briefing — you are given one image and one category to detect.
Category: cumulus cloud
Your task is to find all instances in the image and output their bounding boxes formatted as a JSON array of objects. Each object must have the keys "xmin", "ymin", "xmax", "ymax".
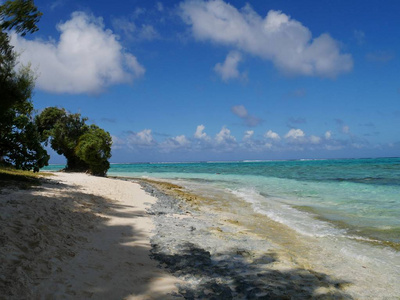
[
  {"xmin": 264, "ymin": 130, "xmax": 280, "ymax": 141},
  {"xmin": 180, "ymin": 0, "xmax": 353, "ymax": 78},
  {"xmin": 194, "ymin": 124, "xmax": 210, "ymax": 140},
  {"xmin": 243, "ymin": 130, "xmax": 254, "ymax": 140},
  {"xmin": 111, "ymin": 135, "xmax": 125, "ymax": 150},
  {"xmin": 11, "ymin": 11, "xmax": 145, "ymax": 94},
  {"xmin": 214, "ymin": 51, "xmax": 245, "ymax": 81},
  {"xmin": 126, "ymin": 129, "xmax": 156, "ymax": 148},
  {"xmin": 309, "ymin": 135, "xmax": 321, "ymax": 144},
  {"xmin": 112, "ymin": 124, "xmax": 374, "ymax": 158},
  {"xmin": 325, "ymin": 131, "xmax": 332, "ymax": 139},
  {"xmin": 285, "ymin": 128, "xmax": 305, "ymax": 140},
  {"xmin": 231, "ymin": 105, "xmax": 261, "ymax": 127},
  {"xmin": 160, "ymin": 135, "xmax": 190, "ymax": 152},
  {"xmin": 215, "ymin": 126, "xmax": 236, "ymax": 144}
]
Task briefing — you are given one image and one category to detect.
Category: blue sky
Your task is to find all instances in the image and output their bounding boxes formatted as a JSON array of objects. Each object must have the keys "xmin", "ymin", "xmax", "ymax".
[{"xmin": 10, "ymin": 0, "xmax": 400, "ymax": 163}]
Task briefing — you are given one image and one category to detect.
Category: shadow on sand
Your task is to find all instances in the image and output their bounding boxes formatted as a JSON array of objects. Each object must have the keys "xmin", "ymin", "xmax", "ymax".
[
  {"xmin": 0, "ymin": 176, "xmax": 176, "ymax": 299},
  {"xmin": 151, "ymin": 241, "xmax": 353, "ymax": 299},
  {"xmin": 1, "ymin": 175, "xmax": 354, "ymax": 299},
  {"xmin": 143, "ymin": 180, "xmax": 354, "ymax": 300}
]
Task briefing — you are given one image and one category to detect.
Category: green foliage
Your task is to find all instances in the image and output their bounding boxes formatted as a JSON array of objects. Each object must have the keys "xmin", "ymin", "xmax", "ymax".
[
  {"xmin": 0, "ymin": 77, "xmax": 50, "ymax": 170},
  {"xmin": 0, "ymin": 32, "xmax": 33, "ymax": 117},
  {"xmin": 76, "ymin": 125, "xmax": 112, "ymax": 176},
  {"xmin": 36, "ymin": 107, "xmax": 89, "ymax": 171},
  {"xmin": 0, "ymin": 0, "xmax": 41, "ymax": 113},
  {"xmin": 36, "ymin": 107, "xmax": 112, "ymax": 176},
  {"xmin": 0, "ymin": 1, "xmax": 111, "ymax": 175},
  {"xmin": 0, "ymin": 0, "xmax": 42, "ymax": 36},
  {"xmin": 0, "ymin": 0, "xmax": 47, "ymax": 171}
]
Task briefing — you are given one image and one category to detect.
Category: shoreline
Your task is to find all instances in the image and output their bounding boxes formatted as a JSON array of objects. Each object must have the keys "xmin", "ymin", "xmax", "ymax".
[
  {"xmin": 1, "ymin": 172, "xmax": 399, "ymax": 298},
  {"xmin": 139, "ymin": 179, "xmax": 354, "ymax": 299},
  {"xmin": 135, "ymin": 176, "xmax": 400, "ymax": 299}
]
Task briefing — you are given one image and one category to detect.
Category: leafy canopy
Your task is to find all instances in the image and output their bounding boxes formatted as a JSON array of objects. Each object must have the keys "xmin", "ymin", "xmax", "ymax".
[
  {"xmin": 76, "ymin": 125, "xmax": 112, "ymax": 177},
  {"xmin": 36, "ymin": 107, "xmax": 112, "ymax": 176},
  {"xmin": 0, "ymin": 0, "xmax": 48, "ymax": 171},
  {"xmin": 0, "ymin": 0, "xmax": 42, "ymax": 36}
]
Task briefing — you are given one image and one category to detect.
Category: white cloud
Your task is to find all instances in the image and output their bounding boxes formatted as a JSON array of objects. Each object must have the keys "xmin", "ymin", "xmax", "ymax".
[
  {"xmin": 214, "ymin": 51, "xmax": 245, "ymax": 81},
  {"xmin": 194, "ymin": 124, "xmax": 210, "ymax": 140},
  {"xmin": 127, "ymin": 129, "xmax": 156, "ymax": 148},
  {"xmin": 180, "ymin": 0, "xmax": 353, "ymax": 78},
  {"xmin": 111, "ymin": 135, "xmax": 125, "ymax": 150},
  {"xmin": 160, "ymin": 135, "xmax": 190, "ymax": 152},
  {"xmin": 264, "ymin": 130, "xmax": 280, "ymax": 141},
  {"xmin": 325, "ymin": 131, "xmax": 332, "ymax": 139},
  {"xmin": 243, "ymin": 130, "xmax": 254, "ymax": 140},
  {"xmin": 309, "ymin": 135, "xmax": 321, "ymax": 144},
  {"xmin": 11, "ymin": 11, "xmax": 145, "ymax": 94},
  {"xmin": 174, "ymin": 135, "xmax": 189, "ymax": 145},
  {"xmin": 231, "ymin": 105, "xmax": 261, "ymax": 127},
  {"xmin": 112, "ymin": 124, "xmax": 374, "ymax": 157},
  {"xmin": 215, "ymin": 126, "xmax": 236, "ymax": 144},
  {"xmin": 285, "ymin": 128, "xmax": 305, "ymax": 139}
]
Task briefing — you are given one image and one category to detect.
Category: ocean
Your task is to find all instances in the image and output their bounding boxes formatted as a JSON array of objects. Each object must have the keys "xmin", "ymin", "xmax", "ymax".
[{"xmin": 43, "ymin": 157, "xmax": 400, "ymax": 295}]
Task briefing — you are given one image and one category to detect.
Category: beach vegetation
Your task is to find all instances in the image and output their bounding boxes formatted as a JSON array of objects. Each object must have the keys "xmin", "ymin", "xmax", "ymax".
[
  {"xmin": 75, "ymin": 125, "xmax": 112, "ymax": 176},
  {"xmin": 0, "ymin": 166, "xmax": 52, "ymax": 189},
  {"xmin": 0, "ymin": 0, "xmax": 49, "ymax": 171},
  {"xmin": 36, "ymin": 107, "xmax": 112, "ymax": 176}
]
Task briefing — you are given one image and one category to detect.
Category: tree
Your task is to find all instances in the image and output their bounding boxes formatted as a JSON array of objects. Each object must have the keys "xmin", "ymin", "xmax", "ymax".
[
  {"xmin": 36, "ymin": 107, "xmax": 89, "ymax": 171},
  {"xmin": 0, "ymin": 63, "xmax": 49, "ymax": 170},
  {"xmin": 0, "ymin": 0, "xmax": 48, "ymax": 170},
  {"xmin": 76, "ymin": 125, "xmax": 112, "ymax": 176},
  {"xmin": 1, "ymin": 0, "xmax": 42, "ymax": 114},
  {"xmin": 36, "ymin": 107, "xmax": 112, "ymax": 176},
  {"xmin": 0, "ymin": 0, "xmax": 42, "ymax": 36}
]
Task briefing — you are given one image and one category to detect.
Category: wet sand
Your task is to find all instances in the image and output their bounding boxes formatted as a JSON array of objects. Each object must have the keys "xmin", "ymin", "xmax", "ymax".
[{"xmin": 140, "ymin": 178, "xmax": 400, "ymax": 299}]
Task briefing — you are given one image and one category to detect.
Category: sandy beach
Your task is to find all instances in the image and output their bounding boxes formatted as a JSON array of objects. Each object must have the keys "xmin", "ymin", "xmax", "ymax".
[
  {"xmin": 1, "ymin": 172, "xmax": 399, "ymax": 299},
  {"xmin": 0, "ymin": 173, "xmax": 180, "ymax": 299}
]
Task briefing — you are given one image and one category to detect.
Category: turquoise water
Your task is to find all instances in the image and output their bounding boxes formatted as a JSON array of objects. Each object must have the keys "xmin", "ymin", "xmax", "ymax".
[{"xmin": 43, "ymin": 157, "xmax": 400, "ymax": 247}]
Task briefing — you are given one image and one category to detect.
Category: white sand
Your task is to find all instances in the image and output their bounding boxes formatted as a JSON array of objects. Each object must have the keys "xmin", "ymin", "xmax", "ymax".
[{"xmin": 0, "ymin": 172, "xmax": 180, "ymax": 299}]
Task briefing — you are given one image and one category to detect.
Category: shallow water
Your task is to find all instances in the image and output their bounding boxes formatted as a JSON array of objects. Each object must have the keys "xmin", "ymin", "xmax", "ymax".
[
  {"xmin": 43, "ymin": 158, "xmax": 400, "ymax": 296},
  {"xmin": 44, "ymin": 158, "xmax": 400, "ymax": 246}
]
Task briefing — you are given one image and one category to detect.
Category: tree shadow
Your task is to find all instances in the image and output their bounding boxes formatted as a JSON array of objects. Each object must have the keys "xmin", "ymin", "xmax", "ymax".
[
  {"xmin": 142, "ymin": 181, "xmax": 354, "ymax": 300},
  {"xmin": 0, "ymin": 176, "xmax": 178, "ymax": 299},
  {"xmin": 151, "ymin": 242, "xmax": 353, "ymax": 299}
]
